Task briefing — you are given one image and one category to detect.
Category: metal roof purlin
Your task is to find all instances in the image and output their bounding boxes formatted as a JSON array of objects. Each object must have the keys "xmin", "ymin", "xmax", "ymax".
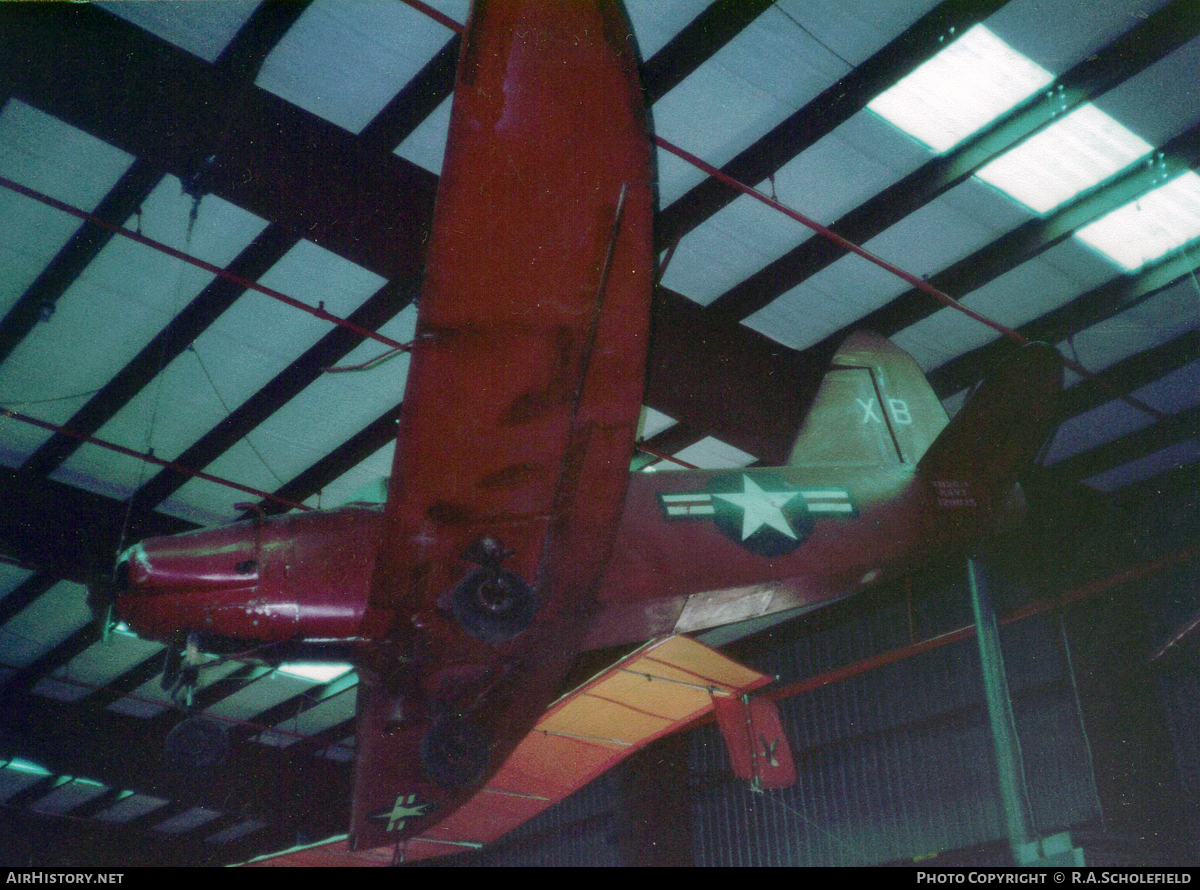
[
  {"xmin": 20, "ymin": 226, "xmax": 299, "ymax": 478},
  {"xmin": 656, "ymin": 0, "xmax": 1014, "ymax": 250},
  {"xmin": 702, "ymin": 0, "xmax": 1200, "ymax": 323}
]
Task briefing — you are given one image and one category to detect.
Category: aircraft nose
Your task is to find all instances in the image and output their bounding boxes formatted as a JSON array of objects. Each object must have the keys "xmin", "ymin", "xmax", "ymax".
[
  {"xmin": 116, "ymin": 533, "xmax": 260, "ymax": 595},
  {"xmin": 112, "ymin": 528, "xmax": 263, "ymax": 643}
]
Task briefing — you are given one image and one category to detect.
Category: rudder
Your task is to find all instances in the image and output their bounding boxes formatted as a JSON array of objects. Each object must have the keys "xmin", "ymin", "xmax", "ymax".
[{"xmin": 917, "ymin": 342, "xmax": 1062, "ymax": 493}]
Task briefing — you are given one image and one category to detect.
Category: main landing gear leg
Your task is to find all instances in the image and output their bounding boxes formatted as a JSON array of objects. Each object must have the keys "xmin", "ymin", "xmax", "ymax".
[{"xmin": 450, "ymin": 536, "xmax": 536, "ymax": 644}]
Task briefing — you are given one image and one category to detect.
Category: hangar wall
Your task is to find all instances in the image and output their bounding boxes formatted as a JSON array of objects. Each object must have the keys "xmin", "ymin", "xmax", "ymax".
[{"xmin": 423, "ymin": 483, "xmax": 1199, "ymax": 867}]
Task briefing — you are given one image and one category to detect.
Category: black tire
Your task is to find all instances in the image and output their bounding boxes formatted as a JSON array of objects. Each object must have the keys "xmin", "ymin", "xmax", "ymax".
[
  {"xmin": 164, "ymin": 716, "xmax": 228, "ymax": 771},
  {"xmin": 420, "ymin": 714, "xmax": 490, "ymax": 788},
  {"xmin": 450, "ymin": 566, "xmax": 536, "ymax": 643}
]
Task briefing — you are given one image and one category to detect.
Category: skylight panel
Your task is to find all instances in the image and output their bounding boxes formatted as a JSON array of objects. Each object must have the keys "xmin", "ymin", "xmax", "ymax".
[
  {"xmin": 976, "ymin": 104, "xmax": 1153, "ymax": 213},
  {"xmin": 867, "ymin": 25, "xmax": 1053, "ymax": 153},
  {"xmin": 154, "ymin": 806, "xmax": 221, "ymax": 834},
  {"xmin": 1074, "ymin": 171, "xmax": 1200, "ymax": 270},
  {"xmin": 256, "ymin": 0, "xmax": 456, "ymax": 134},
  {"xmin": 3, "ymin": 758, "xmax": 51, "ymax": 777},
  {"xmin": 97, "ymin": 1, "xmax": 261, "ymax": 63},
  {"xmin": 277, "ymin": 662, "xmax": 353, "ymax": 684},
  {"xmin": 638, "ymin": 406, "xmax": 676, "ymax": 441},
  {"xmin": 394, "ymin": 93, "xmax": 453, "ymax": 175},
  {"xmin": 672, "ymin": 437, "xmax": 756, "ymax": 470}
]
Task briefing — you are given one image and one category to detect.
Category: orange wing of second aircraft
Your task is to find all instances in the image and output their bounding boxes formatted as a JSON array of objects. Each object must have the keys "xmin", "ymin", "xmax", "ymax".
[{"xmin": 243, "ymin": 636, "xmax": 774, "ymax": 866}]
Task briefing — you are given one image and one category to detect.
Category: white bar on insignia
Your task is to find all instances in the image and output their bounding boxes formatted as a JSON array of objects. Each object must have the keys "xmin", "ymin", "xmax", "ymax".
[
  {"xmin": 667, "ymin": 505, "xmax": 715, "ymax": 516},
  {"xmin": 662, "ymin": 493, "xmax": 712, "ymax": 503},
  {"xmin": 806, "ymin": 503, "xmax": 854, "ymax": 512},
  {"xmin": 800, "ymin": 490, "xmax": 849, "ymax": 499}
]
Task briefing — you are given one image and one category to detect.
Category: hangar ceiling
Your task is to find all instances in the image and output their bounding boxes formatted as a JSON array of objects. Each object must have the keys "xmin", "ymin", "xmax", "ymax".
[{"xmin": 0, "ymin": 0, "xmax": 1197, "ymax": 865}]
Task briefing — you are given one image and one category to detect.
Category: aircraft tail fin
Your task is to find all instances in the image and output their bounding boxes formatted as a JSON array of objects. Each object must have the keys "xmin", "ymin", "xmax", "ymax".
[
  {"xmin": 787, "ymin": 331, "xmax": 950, "ymax": 468},
  {"xmin": 917, "ymin": 341, "xmax": 1062, "ymax": 492},
  {"xmin": 786, "ymin": 331, "xmax": 1062, "ymax": 493}
]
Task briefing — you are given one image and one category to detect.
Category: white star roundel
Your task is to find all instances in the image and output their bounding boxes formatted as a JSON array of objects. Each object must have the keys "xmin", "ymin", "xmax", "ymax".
[
  {"xmin": 713, "ymin": 475, "xmax": 800, "ymax": 541},
  {"xmin": 657, "ymin": 474, "xmax": 856, "ymax": 557}
]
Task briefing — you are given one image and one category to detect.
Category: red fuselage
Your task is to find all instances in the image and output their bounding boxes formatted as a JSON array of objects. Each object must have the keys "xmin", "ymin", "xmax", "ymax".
[{"xmin": 116, "ymin": 464, "xmax": 1008, "ymax": 651}]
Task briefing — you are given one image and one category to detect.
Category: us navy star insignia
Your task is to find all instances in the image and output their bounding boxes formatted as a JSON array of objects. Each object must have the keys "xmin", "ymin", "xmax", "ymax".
[
  {"xmin": 658, "ymin": 473, "xmax": 857, "ymax": 557},
  {"xmin": 713, "ymin": 475, "xmax": 800, "ymax": 540},
  {"xmin": 370, "ymin": 792, "xmax": 434, "ymax": 833}
]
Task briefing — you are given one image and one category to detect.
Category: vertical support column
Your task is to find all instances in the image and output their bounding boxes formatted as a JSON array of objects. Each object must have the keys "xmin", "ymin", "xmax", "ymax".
[{"xmin": 967, "ymin": 557, "xmax": 1035, "ymax": 857}]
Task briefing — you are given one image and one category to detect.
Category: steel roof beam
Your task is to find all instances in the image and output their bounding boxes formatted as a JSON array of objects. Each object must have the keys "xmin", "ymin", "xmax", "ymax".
[
  {"xmin": 929, "ymin": 248, "xmax": 1200, "ymax": 399},
  {"xmin": 0, "ymin": 162, "xmax": 163, "ymax": 369},
  {"xmin": 702, "ymin": 0, "xmax": 1200, "ymax": 322},
  {"xmin": 0, "ymin": 624, "xmax": 101, "ymax": 700},
  {"xmin": 363, "ymin": 0, "xmax": 779, "ymax": 149},
  {"xmin": 0, "ymin": 2, "xmax": 808, "ymax": 465},
  {"xmin": 0, "ymin": 2, "xmax": 308, "ymax": 373},
  {"xmin": 0, "ymin": 573, "xmax": 56, "ymax": 627},
  {"xmin": 646, "ymin": 285, "xmax": 836, "ymax": 463},
  {"xmin": 20, "ymin": 226, "xmax": 299, "ymax": 478},
  {"xmin": 225, "ymin": 680, "xmax": 356, "ymax": 748},
  {"xmin": 656, "ymin": 0, "xmax": 1011, "ymax": 250},
  {"xmin": 630, "ymin": 421, "xmax": 708, "ymax": 472},
  {"xmin": 853, "ymin": 127, "xmax": 1200, "ymax": 340},
  {"xmin": 639, "ymin": 0, "xmax": 774, "ymax": 104},
  {"xmin": 128, "ymin": 277, "xmax": 419, "ymax": 512},
  {"xmin": 0, "ymin": 468, "xmax": 193, "ymax": 583},
  {"xmin": 0, "ymin": 804, "xmax": 222, "ymax": 867},
  {"xmin": 1113, "ymin": 458, "xmax": 1200, "ymax": 504},
  {"xmin": 0, "ymin": 3, "xmax": 440, "ymax": 283},
  {"xmin": 0, "ymin": 691, "xmax": 352, "ymax": 826},
  {"xmin": 1057, "ymin": 329, "xmax": 1200, "ymax": 420},
  {"xmin": 360, "ymin": 34, "xmax": 461, "ymax": 151},
  {"xmin": 217, "ymin": 0, "xmax": 312, "ymax": 84},
  {"xmin": 1051, "ymin": 403, "xmax": 1200, "ymax": 486},
  {"xmin": 253, "ymin": 406, "xmax": 401, "ymax": 517}
]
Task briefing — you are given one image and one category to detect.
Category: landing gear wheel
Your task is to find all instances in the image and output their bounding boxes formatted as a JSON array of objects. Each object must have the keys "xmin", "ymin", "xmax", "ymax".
[
  {"xmin": 420, "ymin": 714, "xmax": 490, "ymax": 788},
  {"xmin": 451, "ymin": 566, "xmax": 536, "ymax": 643},
  {"xmin": 164, "ymin": 715, "xmax": 229, "ymax": 771}
]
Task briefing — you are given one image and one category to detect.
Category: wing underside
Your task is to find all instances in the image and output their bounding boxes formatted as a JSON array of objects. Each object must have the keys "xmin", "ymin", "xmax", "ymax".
[{"xmin": 243, "ymin": 636, "xmax": 772, "ymax": 866}]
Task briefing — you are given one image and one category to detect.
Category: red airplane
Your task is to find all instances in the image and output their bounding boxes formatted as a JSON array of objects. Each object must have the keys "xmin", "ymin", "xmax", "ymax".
[{"xmin": 110, "ymin": 0, "xmax": 1062, "ymax": 864}]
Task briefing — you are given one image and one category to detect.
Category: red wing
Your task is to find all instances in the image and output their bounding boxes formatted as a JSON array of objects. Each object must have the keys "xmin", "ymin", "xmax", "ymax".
[
  {"xmin": 339, "ymin": 0, "xmax": 655, "ymax": 853},
  {"xmin": 242, "ymin": 636, "xmax": 772, "ymax": 866},
  {"xmin": 362, "ymin": 0, "xmax": 654, "ymax": 640}
]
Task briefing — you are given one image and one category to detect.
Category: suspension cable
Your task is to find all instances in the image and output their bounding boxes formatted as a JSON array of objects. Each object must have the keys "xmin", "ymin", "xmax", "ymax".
[
  {"xmin": 0, "ymin": 176, "xmax": 409, "ymax": 352},
  {"xmin": 0, "ymin": 406, "xmax": 311, "ymax": 512},
  {"xmin": 651, "ymin": 136, "xmax": 1169, "ymax": 423}
]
